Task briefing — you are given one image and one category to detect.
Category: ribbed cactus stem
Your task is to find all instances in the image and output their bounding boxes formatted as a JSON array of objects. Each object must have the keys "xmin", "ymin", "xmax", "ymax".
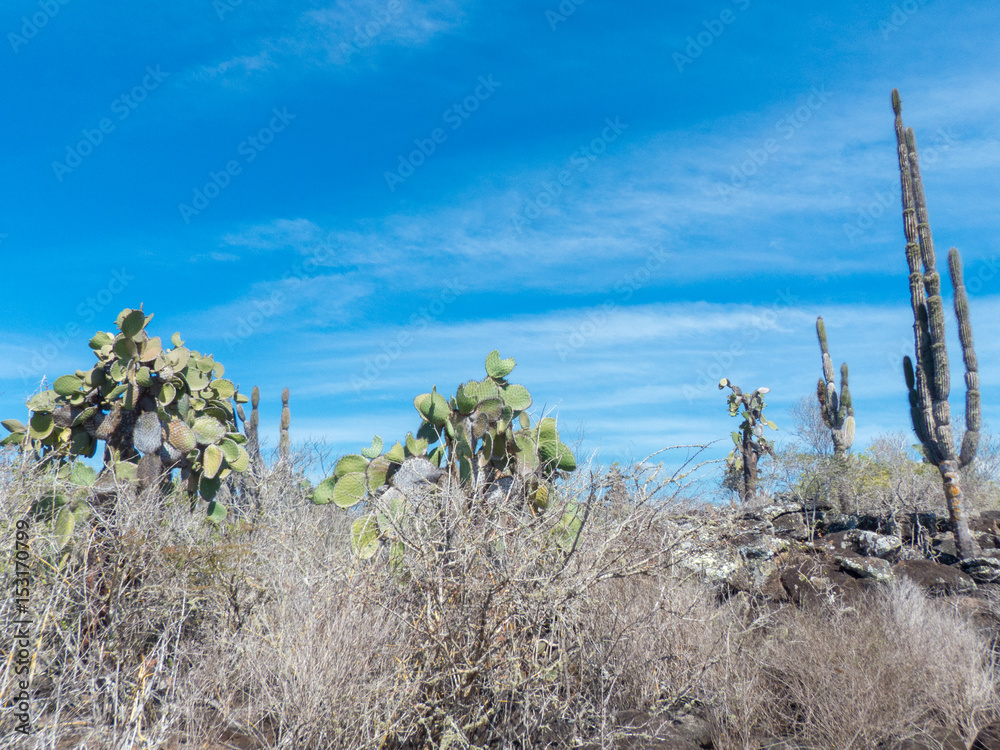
[
  {"xmin": 893, "ymin": 88, "xmax": 979, "ymax": 560},
  {"xmin": 815, "ymin": 317, "xmax": 855, "ymax": 456},
  {"xmin": 246, "ymin": 386, "xmax": 261, "ymax": 468},
  {"xmin": 949, "ymin": 248, "xmax": 981, "ymax": 468},
  {"xmin": 279, "ymin": 387, "xmax": 290, "ymax": 463}
]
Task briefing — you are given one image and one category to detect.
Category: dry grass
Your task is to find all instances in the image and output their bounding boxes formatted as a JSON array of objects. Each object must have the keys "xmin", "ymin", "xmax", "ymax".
[
  {"xmin": 707, "ymin": 579, "xmax": 998, "ymax": 749},
  {"xmin": 3, "ymin": 445, "xmax": 1000, "ymax": 749}
]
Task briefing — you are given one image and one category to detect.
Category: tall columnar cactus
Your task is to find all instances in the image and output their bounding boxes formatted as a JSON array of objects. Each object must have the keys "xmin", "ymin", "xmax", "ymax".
[
  {"xmin": 815, "ymin": 317, "xmax": 855, "ymax": 456},
  {"xmin": 279, "ymin": 387, "xmax": 290, "ymax": 464},
  {"xmin": 246, "ymin": 386, "xmax": 261, "ymax": 468},
  {"xmin": 235, "ymin": 385, "xmax": 263, "ymax": 510},
  {"xmin": 893, "ymin": 88, "xmax": 981, "ymax": 560},
  {"xmin": 815, "ymin": 317, "xmax": 856, "ymax": 512}
]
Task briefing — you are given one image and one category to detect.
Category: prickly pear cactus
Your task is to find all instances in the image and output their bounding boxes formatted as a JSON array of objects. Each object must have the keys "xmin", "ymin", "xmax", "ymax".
[
  {"xmin": 314, "ymin": 350, "xmax": 578, "ymax": 557},
  {"xmin": 719, "ymin": 377, "xmax": 777, "ymax": 503},
  {"xmin": 2, "ymin": 307, "xmax": 251, "ymax": 522}
]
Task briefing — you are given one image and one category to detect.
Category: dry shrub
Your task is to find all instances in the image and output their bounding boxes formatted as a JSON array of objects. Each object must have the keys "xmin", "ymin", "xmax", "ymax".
[
  {"xmin": 9, "ymin": 443, "xmax": 999, "ymax": 750},
  {"xmin": 203, "ymin": 457, "xmax": 724, "ymax": 748},
  {"xmin": 708, "ymin": 579, "xmax": 999, "ymax": 749}
]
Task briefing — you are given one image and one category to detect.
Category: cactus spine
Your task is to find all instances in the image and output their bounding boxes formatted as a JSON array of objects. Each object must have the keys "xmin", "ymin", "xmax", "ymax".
[{"xmin": 893, "ymin": 88, "xmax": 981, "ymax": 560}]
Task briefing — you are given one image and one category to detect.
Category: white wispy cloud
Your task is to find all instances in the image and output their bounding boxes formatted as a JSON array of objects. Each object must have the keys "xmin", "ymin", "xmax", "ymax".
[{"xmin": 195, "ymin": 0, "xmax": 470, "ymax": 85}]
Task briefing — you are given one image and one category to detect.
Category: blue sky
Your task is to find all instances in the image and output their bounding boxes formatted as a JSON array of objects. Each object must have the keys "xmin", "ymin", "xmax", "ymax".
[{"xmin": 2, "ymin": 0, "xmax": 999, "ymax": 491}]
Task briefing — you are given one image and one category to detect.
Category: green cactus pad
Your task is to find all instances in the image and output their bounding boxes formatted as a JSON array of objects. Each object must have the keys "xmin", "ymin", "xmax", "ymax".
[
  {"xmin": 139, "ymin": 336, "xmax": 162, "ymax": 362},
  {"xmin": 385, "ymin": 441, "xmax": 406, "ymax": 463},
  {"xmin": 205, "ymin": 499, "xmax": 227, "ymax": 522},
  {"xmin": 191, "ymin": 416, "xmax": 226, "ymax": 446},
  {"xmin": 2, "ymin": 418, "xmax": 26, "ymax": 433},
  {"xmin": 166, "ymin": 347, "xmax": 190, "ymax": 372},
  {"xmin": 333, "ymin": 472, "xmax": 368, "ymax": 508},
  {"xmin": 219, "ymin": 438, "xmax": 241, "ymax": 464},
  {"xmin": 539, "ymin": 440, "xmax": 576, "ymax": 472},
  {"xmin": 114, "ymin": 461, "xmax": 138, "ymax": 482},
  {"xmin": 27, "ymin": 391, "xmax": 59, "ymax": 413},
  {"xmin": 360, "ymin": 435, "xmax": 383, "ymax": 459},
  {"xmin": 183, "ymin": 368, "xmax": 211, "ymax": 392},
  {"xmin": 54, "ymin": 506, "xmax": 76, "ymax": 550},
  {"xmin": 229, "ymin": 444, "xmax": 250, "ymax": 472},
  {"xmin": 313, "ymin": 476, "xmax": 337, "ymax": 505},
  {"xmin": 405, "ymin": 432, "xmax": 429, "ymax": 456},
  {"xmin": 29, "ymin": 413, "xmax": 54, "ymax": 440},
  {"xmin": 530, "ymin": 479, "xmax": 549, "ymax": 511},
  {"xmin": 500, "ymin": 384, "xmax": 531, "ymax": 411},
  {"xmin": 455, "ymin": 381, "xmax": 481, "ymax": 414},
  {"xmin": 110, "ymin": 360, "xmax": 127, "ymax": 382},
  {"xmin": 366, "ymin": 455, "xmax": 391, "ymax": 489},
  {"xmin": 69, "ymin": 462, "xmax": 97, "ymax": 487},
  {"xmin": 313, "ymin": 477, "xmax": 337, "ymax": 505},
  {"xmin": 157, "ymin": 382, "xmax": 177, "ymax": 406},
  {"xmin": 89, "ymin": 331, "xmax": 114, "ymax": 350},
  {"xmin": 198, "ymin": 475, "xmax": 221, "ymax": 501},
  {"xmin": 53, "ymin": 374, "xmax": 83, "ymax": 396},
  {"xmin": 335, "ymin": 454, "xmax": 370, "ymax": 478},
  {"xmin": 485, "ymin": 350, "xmax": 516, "ymax": 380},
  {"xmin": 477, "ymin": 397, "xmax": 504, "ymax": 422},
  {"xmin": 211, "ymin": 379, "xmax": 235, "ymax": 399},
  {"xmin": 202, "ymin": 444, "xmax": 224, "ymax": 479},
  {"xmin": 414, "ymin": 389, "xmax": 450, "ymax": 426},
  {"xmin": 113, "ymin": 335, "xmax": 138, "ymax": 361},
  {"xmin": 351, "ymin": 515, "xmax": 380, "ymax": 559},
  {"xmin": 376, "ymin": 489, "xmax": 408, "ymax": 540},
  {"xmin": 554, "ymin": 503, "xmax": 583, "ymax": 552},
  {"xmin": 119, "ymin": 309, "xmax": 148, "ymax": 339}
]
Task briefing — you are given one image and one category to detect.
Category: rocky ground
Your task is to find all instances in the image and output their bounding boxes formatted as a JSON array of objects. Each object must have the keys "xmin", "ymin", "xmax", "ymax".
[{"xmin": 605, "ymin": 494, "xmax": 1000, "ymax": 750}]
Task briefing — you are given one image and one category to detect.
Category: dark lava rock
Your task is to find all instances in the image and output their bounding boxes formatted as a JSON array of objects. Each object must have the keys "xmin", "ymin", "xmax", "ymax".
[{"xmin": 893, "ymin": 559, "xmax": 977, "ymax": 596}]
